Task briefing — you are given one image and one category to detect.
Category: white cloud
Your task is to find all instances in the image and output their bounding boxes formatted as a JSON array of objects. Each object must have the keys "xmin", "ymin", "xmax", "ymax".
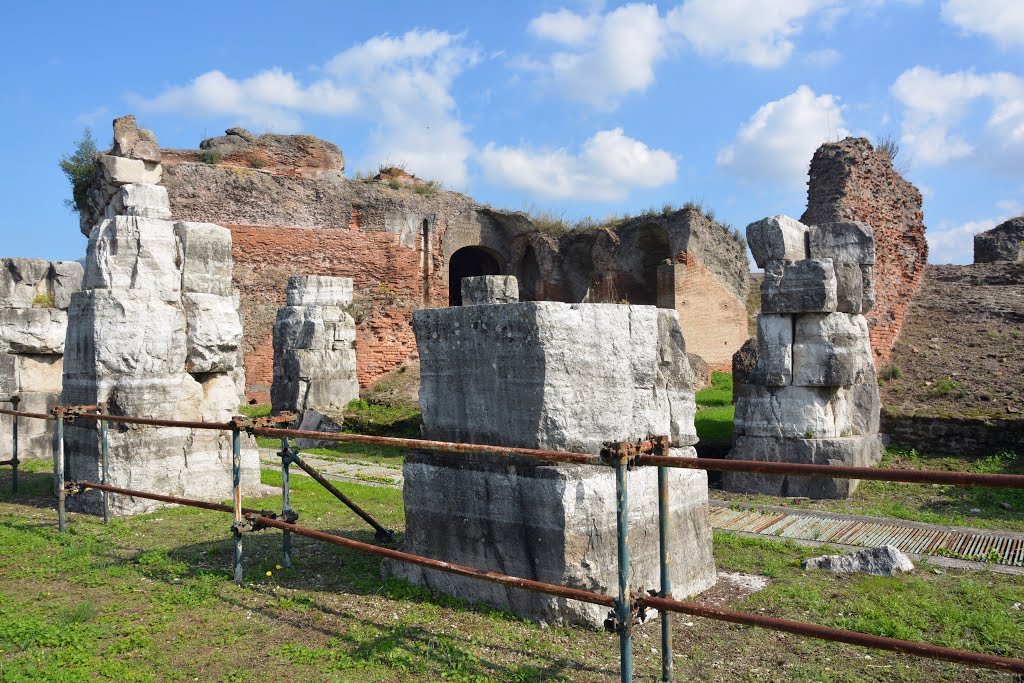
[
  {"xmin": 75, "ymin": 106, "xmax": 110, "ymax": 127},
  {"xmin": 941, "ymin": 0, "xmax": 1024, "ymax": 48},
  {"xmin": 717, "ymin": 85, "xmax": 849, "ymax": 190},
  {"xmin": 524, "ymin": 4, "xmax": 670, "ymax": 109},
  {"xmin": 132, "ymin": 30, "xmax": 478, "ymax": 187},
  {"xmin": 478, "ymin": 128, "xmax": 677, "ymax": 200},
  {"xmin": 666, "ymin": 0, "xmax": 833, "ymax": 68},
  {"xmin": 890, "ymin": 66, "xmax": 1024, "ymax": 171},
  {"xmin": 804, "ymin": 48, "xmax": 841, "ymax": 67}
]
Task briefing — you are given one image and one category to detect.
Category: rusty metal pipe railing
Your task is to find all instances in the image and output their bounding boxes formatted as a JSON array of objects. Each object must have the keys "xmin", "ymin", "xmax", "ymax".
[
  {"xmin": 0, "ymin": 409, "xmax": 54, "ymax": 421},
  {"xmin": 60, "ymin": 479, "xmax": 1024, "ymax": 675},
  {"xmin": 73, "ymin": 480, "xmax": 272, "ymax": 517}
]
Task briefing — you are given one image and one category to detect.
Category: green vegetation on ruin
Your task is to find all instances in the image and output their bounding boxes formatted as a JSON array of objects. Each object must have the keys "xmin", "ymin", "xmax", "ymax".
[{"xmin": 1, "ymin": 460, "xmax": 1021, "ymax": 682}]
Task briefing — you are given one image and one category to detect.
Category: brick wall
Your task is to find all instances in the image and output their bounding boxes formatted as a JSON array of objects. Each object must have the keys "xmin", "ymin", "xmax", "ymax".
[
  {"xmin": 674, "ymin": 252, "xmax": 749, "ymax": 370},
  {"xmin": 801, "ymin": 137, "xmax": 928, "ymax": 368}
]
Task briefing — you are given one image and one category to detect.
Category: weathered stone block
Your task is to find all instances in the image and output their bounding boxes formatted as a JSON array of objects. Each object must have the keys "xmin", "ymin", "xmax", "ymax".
[
  {"xmin": 973, "ymin": 216, "xmax": 1024, "ymax": 263},
  {"xmin": 860, "ymin": 265, "xmax": 875, "ymax": 313},
  {"xmin": 285, "ymin": 275, "xmax": 353, "ymax": 307},
  {"xmin": 63, "ymin": 290, "xmax": 187, "ymax": 379},
  {"xmin": 175, "ymin": 222, "xmax": 234, "ymax": 296},
  {"xmin": 723, "ymin": 435, "xmax": 881, "ymax": 499},
  {"xmin": 792, "ymin": 313, "xmax": 874, "ymax": 387},
  {"xmin": 808, "ymin": 221, "xmax": 875, "ymax": 265},
  {"xmin": 461, "ymin": 275, "xmax": 520, "ymax": 305},
  {"xmin": 389, "ymin": 449, "xmax": 716, "ymax": 627},
  {"xmin": 746, "ymin": 215, "xmax": 809, "ymax": 268},
  {"xmin": 0, "ymin": 258, "xmax": 51, "ymax": 309},
  {"xmin": 760, "ymin": 260, "xmax": 837, "ymax": 314},
  {"xmin": 734, "ymin": 385, "xmax": 848, "ymax": 439},
  {"xmin": 96, "ymin": 155, "xmax": 162, "ymax": 186},
  {"xmin": 835, "ymin": 381, "xmax": 881, "ymax": 436},
  {"xmin": 105, "ymin": 184, "xmax": 172, "ymax": 221},
  {"xmin": 834, "ymin": 262, "xmax": 864, "ymax": 314},
  {"xmin": 48, "ymin": 261, "xmax": 84, "ymax": 309},
  {"xmin": 0, "ymin": 308, "xmax": 68, "ymax": 355},
  {"xmin": 82, "ymin": 216, "xmax": 181, "ymax": 300},
  {"xmin": 107, "ymin": 375, "xmax": 204, "ymax": 422},
  {"xmin": 753, "ymin": 314, "xmax": 792, "ymax": 386},
  {"xmin": 17, "ymin": 354, "xmax": 63, "ymax": 393},
  {"xmin": 183, "ymin": 293, "xmax": 242, "ymax": 373},
  {"xmin": 0, "ymin": 352, "xmax": 17, "ymax": 395},
  {"xmin": 0, "ymin": 391, "xmax": 59, "ymax": 460}
]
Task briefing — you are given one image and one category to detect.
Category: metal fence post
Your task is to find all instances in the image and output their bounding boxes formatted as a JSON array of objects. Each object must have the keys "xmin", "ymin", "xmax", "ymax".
[
  {"xmin": 280, "ymin": 436, "xmax": 292, "ymax": 568},
  {"xmin": 54, "ymin": 408, "xmax": 66, "ymax": 533},
  {"xmin": 615, "ymin": 456, "xmax": 633, "ymax": 683},
  {"xmin": 10, "ymin": 395, "xmax": 19, "ymax": 495},
  {"xmin": 231, "ymin": 423, "xmax": 243, "ymax": 585},
  {"xmin": 658, "ymin": 465, "xmax": 673, "ymax": 681},
  {"xmin": 100, "ymin": 403, "xmax": 109, "ymax": 524}
]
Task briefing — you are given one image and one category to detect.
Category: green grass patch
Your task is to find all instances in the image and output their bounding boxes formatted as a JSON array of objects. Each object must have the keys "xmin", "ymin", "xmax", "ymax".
[
  {"xmin": 238, "ymin": 403, "xmax": 272, "ymax": 419},
  {"xmin": 342, "ymin": 398, "xmax": 421, "ymax": 439},
  {"xmin": 696, "ymin": 371, "xmax": 733, "ymax": 407},
  {"xmin": 695, "ymin": 405, "xmax": 735, "ymax": 444}
]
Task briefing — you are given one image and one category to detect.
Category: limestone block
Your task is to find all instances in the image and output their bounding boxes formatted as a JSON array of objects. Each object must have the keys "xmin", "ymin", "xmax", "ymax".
[
  {"xmin": 96, "ymin": 155, "xmax": 162, "ymax": 186},
  {"xmin": 272, "ymin": 302, "xmax": 358, "ymax": 414},
  {"xmin": 860, "ymin": 265, "xmax": 875, "ymax": 313},
  {"xmin": 63, "ymin": 290, "xmax": 187, "ymax": 378},
  {"xmin": 107, "ymin": 374, "xmax": 204, "ymax": 422},
  {"xmin": 111, "ymin": 114, "xmax": 162, "ymax": 163},
  {"xmin": 803, "ymin": 545, "xmax": 913, "ymax": 576},
  {"xmin": 82, "ymin": 216, "xmax": 181, "ymax": 301},
  {"xmin": 104, "ymin": 184, "xmax": 172, "ymax": 221},
  {"xmin": 760, "ymin": 260, "xmax": 837, "ymax": 314},
  {"xmin": 461, "ymin": 276, "xmax": 520, "ymax": 305},
  {"xmin": 415, "ymin": 303, "xmax": 698, "ymax": 454},
  {"xmin": 175, "ymin": 222, "xmax": 234, "ymax": 296},
  {"xmin": 16, "ymin": 354, "xmax": 63, "ymax": 393},
  {"xmin": 294, "ymin": 407, "xmax": 344, "ymax": 449},
  {"xmin": 792, "ymin": 313, "xmax": 874, "ymax": 387},
  {"xmin": 731, "ymin": 337, "xmax": 758, "ymax": 404},
  {"xmin": 0, "ymin": 258, "xmax": 51, "ymax": 309},
  {"xmin": 48, "ymin": 261, "xmax": 84, "ymax": 310},
  {"xmin": 200, "ymin": 374, "xmax": 242, "ymax": 423},
  {"xmin": 0, "ymin": 308, "xmax": 68, "ymax": 354},
  {"xmin": 808, "ymin": 221, "xmax": 875, "ymax": 265},
  {"xmin": 974, "ymin": 216, "xmax": 1024, "ymax": 263},
  {"xmin": 746, "ymin": 215, "xmax": 809, "ymax": 268},
  {"xmin": 734, "ymin": 385, "xmax": 847, "ymax": 439},
  {"xmin": 753, "ymin": 314, "xmax": 792, "ymax": 386},
  {"xmin": 285, "ymin": 275, "xmax": 353, "ymax": 307},
  {"xmin": 0, "ymin": 391, "xmax": 59, "ymax": 459},
  {"xmin": 389, "ymin": 449, "xmax": 716, "ymax": 627},
  {"xmin": 183, "ymin": 293, "xmax": 242, "ymax": 373},
  {"xmin": 723, "ymin": 435, "xmax": 882, "ymax": 499},
  {"xmin": 0, "ymin": 352, "xmax": 17, "ymax": 395},
  {"xmin": 656, "ymin": 310, "xmax": 699, "ymax": 447},
  {"xmin": 834, "ymin": 381, "xmax": 881, "ymax": 436},
  {"xmin": 834, "ymin": 262, "xmax": 864, "ymax": 314}
]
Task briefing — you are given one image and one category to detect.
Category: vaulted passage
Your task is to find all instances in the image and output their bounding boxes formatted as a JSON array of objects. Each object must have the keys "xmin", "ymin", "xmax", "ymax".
[
  {"xmin": 449, "ymin": 246, "xmax": 501, "ymax": 306},
  {"xmin": 517, "ymin": 245, "xmax": 540, "ymax": 301},
  {"xmin": 631, "ymin": 225, "xmax": 671, "ymax": 306}
]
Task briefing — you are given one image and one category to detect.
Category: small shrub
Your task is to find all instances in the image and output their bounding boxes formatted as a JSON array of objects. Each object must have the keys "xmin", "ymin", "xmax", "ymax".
[
  {"xmin": 137, "ymin": 129, "xmax": 154, "ymax": 142},
  {"xmin": 880, "ymin": 364, "xmax": 903, "ymax": 382},
  {"xmin": 32, "ymin": 293, "xmax": 54, "ymax": 308},
  {"xmin": 248, "ymin": 155, "xmax": 266, "ymax": 169},
  {"xmin": 199, "ymin": 150, "xmax": 223, "ymax": 165},
  {"xmin": 929, "ymin": 375, "xmax": 960, "ymax": 396},
  {"xmin": 386, "ymin": 179, "xmax": 401, "ymax": 191}
]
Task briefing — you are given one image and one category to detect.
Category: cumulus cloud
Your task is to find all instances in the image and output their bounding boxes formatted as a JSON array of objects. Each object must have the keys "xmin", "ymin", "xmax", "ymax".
[
  {"xmin": 941, "ymin": 0, "xmax": 1024, "ymax": 48},
  {"xmin": 524, "ymin": 4, "xmax": 669, "ymax": 109},
  {"xmin": 890, "ymin": 66, "xmax": 1024, "ymax": 171},
  {"xmin": 666, "ymin": 0, "xmax": 833, "ymax": 68},
  {"xmin": 132, "ymin": 30, "xmax": 478, "ymax": 187},
  {"xmin": 478, "ymin": 128, "xmax": 677, "ymax": 200},
  {"xmin": 717, "ymin": 85, "xmax": 849, "ymax": 190}
]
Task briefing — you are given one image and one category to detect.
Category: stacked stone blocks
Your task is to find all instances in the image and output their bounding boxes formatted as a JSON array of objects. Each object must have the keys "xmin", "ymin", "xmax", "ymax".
[{"xmin": 724, "ymin": 216, "xmax": 882, "ymax": 499}]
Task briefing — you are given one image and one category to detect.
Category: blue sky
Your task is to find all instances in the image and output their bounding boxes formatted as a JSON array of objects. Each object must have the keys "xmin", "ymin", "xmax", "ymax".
[{"xmin": 2, "ymin": 0, "xmax": 1021, "ymax": 265}]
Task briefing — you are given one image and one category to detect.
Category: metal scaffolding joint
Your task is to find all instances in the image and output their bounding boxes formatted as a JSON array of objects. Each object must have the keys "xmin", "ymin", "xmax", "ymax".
[
  {"xmin": 230, "ymin": 413, "xmax": 296, "ymax": 435},
  {"xmin": 600, "ymin": 436, "xmax": 670, "ymax": 469}
]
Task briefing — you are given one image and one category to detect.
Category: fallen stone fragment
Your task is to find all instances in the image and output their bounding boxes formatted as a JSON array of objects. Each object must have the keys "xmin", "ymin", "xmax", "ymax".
[
  {"xmin": 802, "ymin": 545, "xmax": 914, "ymax": 576},
  {"xmin": 808, "ymin": 221, "xmax": 876, "ymax": 265},
  {"xmin": 746, "ymin": 215, "xmax": 809, "ymax": 268}
]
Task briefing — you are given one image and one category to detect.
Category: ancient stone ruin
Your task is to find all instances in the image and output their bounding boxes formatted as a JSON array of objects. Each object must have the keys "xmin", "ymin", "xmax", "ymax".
[
  {"xmin": 802, "ymin": 137, "xmax": 928, "ymax": 368},
  {"xmin": 81, "ymin": 118, "xmax": 748, "ymax": 402},
  {"xmin": 387, "ymin": 276, "xmax": 716, "ymax": 627},
  {"xmin": 62, "ymin": 117, "xmax": 259, "ymax": 515},
  {"xmin": 271, "ymin": 275, "xmax": 359, "ymax": 441},
  {"xmin": 0, "ymin": 258, "xmax": 83, "ymax": 458},
  {"xmin": 724, "ymin": 216, "xmax": 882, "ymax": 498},
  {"xmin": 974, "ymin": 217, "xmax": 1024, "ymax": 263}
]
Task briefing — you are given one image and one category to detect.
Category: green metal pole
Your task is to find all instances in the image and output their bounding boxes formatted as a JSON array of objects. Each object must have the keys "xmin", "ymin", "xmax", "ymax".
[
  {"xmin": 10, "ymin": 396, "xmax": 19, "ymax": 495},
  {"xmin": 100, "ymin": 403, "xmax": 109, "ymax": 524},
  {"xmin": 280, "ymin": 436, "xmax": 292, "ymax": 568},
  {"xmin": 231, "ymin": 424, "xmax": 243, "ymax": 585},
  {"xmin": 54, "ymin": 409, "xmax": 66, "ymax": 533},
  {"xmin": 658, "ymin": 466, "xmax": 673, "ymax": 681},
  {"xmin": 615, "ymin": 457, "xmax": 633, "ymax": 683}
]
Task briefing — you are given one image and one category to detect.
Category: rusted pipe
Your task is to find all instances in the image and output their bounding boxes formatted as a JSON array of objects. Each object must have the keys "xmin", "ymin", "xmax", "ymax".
[
  {"xmin": 639, "ymin": 595, "xmax": 1024, "ymax": 674},
  {"xmin": 72, "ymin": 481, "xmax": 267, "ymax": 517},
  {"xmin": 0, "ymin": 459, "xmax": 13, "ymax": 467},
  {"xmin": 287, "ymin": 452, "xmax": 394, "ymax": 542},
  {"xmin": 0, "ymin": 408, "xmax": 54, "ymax": 421}
]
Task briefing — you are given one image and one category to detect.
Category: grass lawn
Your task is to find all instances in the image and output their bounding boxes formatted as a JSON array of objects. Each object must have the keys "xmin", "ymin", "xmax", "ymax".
[
  {"xmin": 1, "ymin": 459, "xmax": 1021, "ymax": 682},
  {"xmin": 695, "ymin": 371, "xmax": 736, "ymax": 446}
]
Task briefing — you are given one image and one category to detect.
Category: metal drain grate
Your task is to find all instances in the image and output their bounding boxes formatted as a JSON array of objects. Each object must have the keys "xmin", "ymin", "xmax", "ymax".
[{"xmin": 709, "ymin": 506, "xmax": 1024, "ymax": 567}]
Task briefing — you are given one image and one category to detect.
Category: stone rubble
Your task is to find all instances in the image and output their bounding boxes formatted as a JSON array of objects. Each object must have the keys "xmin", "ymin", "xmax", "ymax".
[
  {"xmin": 802, "ymin": 545, "xmax": 914, "ymax": 576},
  {"xmin": 62, "ymin": 115, "xmax": 258, "ymax": 516},
  {"xmin": 271, "ymin": 275, "xmax": 359, "ymax": 447},
  {"xmin": 725, "ymin": 216, "xmax": 882, "ymax": 499},
  {"xmin": 0, "ymin": 258, "xmax": 83, "ymax": 459},
  {"xmin": 973, "ymin": 216, "xmax": 1024, "ymax": 263},
  {"xmin": 387, "ymin": 278, "xmax": 716, "ymax": 627}
]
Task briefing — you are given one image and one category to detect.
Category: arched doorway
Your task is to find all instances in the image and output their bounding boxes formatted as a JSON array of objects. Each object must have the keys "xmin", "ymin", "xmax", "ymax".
[
  {"xmin": 632, "ymin": 226, "xmax": 671, "ymax": 305},
  {"xmin": 516, "ymin": 245, "xmax": 540, "ymax": 301},
  {"xmin": 448, "ymin": 246, "xmax": 501, "ymax": 306}
]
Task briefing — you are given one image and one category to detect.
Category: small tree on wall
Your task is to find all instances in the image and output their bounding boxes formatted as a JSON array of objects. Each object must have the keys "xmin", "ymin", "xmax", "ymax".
[{"xmin": 59, "ymin": 127, "xmax": 98, "ymax": 214}]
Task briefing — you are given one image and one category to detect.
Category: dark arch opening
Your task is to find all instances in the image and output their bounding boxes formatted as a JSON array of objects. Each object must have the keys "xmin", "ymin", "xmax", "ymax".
[
  {"xmin": 631, "ymin": 225, "xmax": 671, "ymax": 305},
  {"xmin": 516, "ymin": 245, "xmax": 540, "ymax": 301},
  {"xmin": 449, "ymin": 246, "xmax": 501, "ymax": 306}
]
